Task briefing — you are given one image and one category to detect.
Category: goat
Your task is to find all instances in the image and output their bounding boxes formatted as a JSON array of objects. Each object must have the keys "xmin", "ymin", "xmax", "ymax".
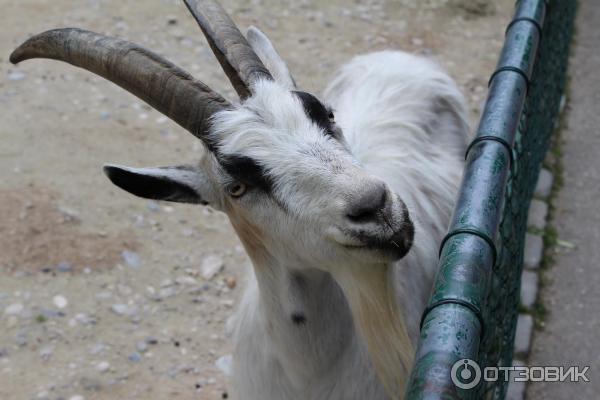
[{"xmin": 10, "ymin": 0, "xmax": 469, "ymax": 398}]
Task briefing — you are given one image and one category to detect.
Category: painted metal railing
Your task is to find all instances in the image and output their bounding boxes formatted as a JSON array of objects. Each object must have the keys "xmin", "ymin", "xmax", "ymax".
[{"xmin": 405, "ymin": 0, "xmax": 576, "ymax": 399}]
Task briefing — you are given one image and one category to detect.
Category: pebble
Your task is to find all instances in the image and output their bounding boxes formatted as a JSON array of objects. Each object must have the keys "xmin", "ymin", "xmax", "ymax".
[
  {"xmin": 110, "ymin": 304, "xmax": 129, "ymax": 315},
  {"xmin": 158, "ymin": 286, "xmax": 178, "ymax": 300},
  {"xmin": 175, "ymin": 276, "xmax": 198, "ymax": 286},
  {"xmin": 75, "ymin": 313, "xmax": 96, "ymax": 325},
  {"xmin": 8, "ymin": 71, "xmax": 26, "ymax": 81},
  {"xmin": 15, "ymin": 332, "xmax": 28, "ymax": 347},
  {"xmin": 53, "ymin": 295, "xmax": 68, "ymax": 309},
  {"xmin": 201, "ymin": 255, "xmax": 224, "ymax": 280},
  {"xmin": 4, "ymin": 303, "xmax": 24, "ymax": 316},
  {"xmin": 96, "ymin": 361, "xmax": 110, "ymax": 372},
  {"xmin": 136, "ymin": 341, "xmax": 148, "ymax": 353},
  {"xmin": 121, "ymin": 250, "xmax": 141, "ymax": 268},
  {"xmin": 56, "ymin": 261, "xmax": 73, "ymax": 272},
  {"xmin": 95, "ymin": 291, "xmax": 112, "ymax": 300},
  {"xmin": 41, "ymin": 308, "xmax": 65, "ymax": 318},
  {"xmin": 89, "ymin": 343, "xmax": 106, "ymax": 355},
  {"xmin": 69, "ymin": 395, "xmax": 85, "ymax": 400},
  {"xmin": 39, "ymin": 346, "xmax": 54, "ymax": 360},
  {"xmin": 145, "ymin": 336, "xmax": 159, "ymax": 345},
  {"xmin": 128, "ymin": 352, "xmax": 142, "ymax": 363},
  {"xmin": 224, "ymin": 276, "xmax": 237, "ymax": 289},
  {"xmin": 147, "ymin": 201, "xmax": 160, "ymax": 212}
]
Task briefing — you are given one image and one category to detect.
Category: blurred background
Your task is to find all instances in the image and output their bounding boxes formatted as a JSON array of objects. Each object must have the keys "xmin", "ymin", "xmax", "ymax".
[{"xmin": 1, "ymin": 1, "xmax": 517, "ymax": 399}]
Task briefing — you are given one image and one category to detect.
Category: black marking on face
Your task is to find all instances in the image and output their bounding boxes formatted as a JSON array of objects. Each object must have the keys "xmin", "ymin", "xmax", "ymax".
[
  {"xmin": 291, "ymin": 312, "xmax": 307, "ymax": 325},
  {"xmin": 293, "ymin": 91, "xmax": 338, "ymax": 138},
  {"xmin": 219, "ymin": 155, "xmax": 273, "ymax": 192}
]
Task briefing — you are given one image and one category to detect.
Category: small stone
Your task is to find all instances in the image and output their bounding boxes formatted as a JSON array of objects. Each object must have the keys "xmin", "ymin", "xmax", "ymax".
[
  {"xmin": 215, "ymin": 355, "xmax": 233, "ymax": 376},
  {"xmin": 41, "ymin": 308, "xmax": 65, "ymax": 318},
  {"xmin": 8, "ymin": 71, "xmax": 26, "ymax": 81},
  {"xmin": 145, "ymin": 336, "xmax": 158, "ymax": 345},
  {"xmin": 520, "ymin": 270, "xmax": 539, "ymax": 309},
  {"xmin": 220, "ymin": 299, "xmax": 235, "ymax": 308},
  {"xmin": 411, "ymin": 37, "xmax": 424, "ymax": 46},
  {"xmin": 128, "ymin": 352, "xmax": 142, "ymax": 363},
  {"xmin": 80, "ymin": 313, "xmax": 98, "ymax": 325},
  {"xmin": 224, "ymin": 276, "xmax": 237, "ymax": 289},
  {"xmin": 514, "ymin": 314, "xmax": 533, "ymax": 355},
  {"xmin": 96, "ymin": 291, "xmax": 112, "ymax": 300},
  {"xmin": 158, "ymin": 286, "xmax": 178, "ymax": 300},
  {"xmin": 53, "ymin": 295, "xmax": 68, "ymax": 309},
  {"xmin": 201, "ymin": 255, "xmax": 224, "ymax": 280},
  {"xmin": 111, "ymin": 304, "xmax": 129, "ymax": 315},
  {"xmin": 69, "ymin": 395, "xmax": 85, "ymax": 400},
  {"xmin": 167, "ymin": 16, "xmax": 178, "ymax": 25},
  {"xmin": 534, "ymin": 169, "xmax": 554, "ymax": 198},
  {"xmin": 4, "ymin": 303, "xmax": 24, "ymax": 316},
  {"xmin": 121, "ymin": 250, "xmax": 141, "ymax": 268},
  {"xmin": 56, "ymin": 262, "xmax": 73, "ymax": 272},
  {"xmin": 39, "ymin": 346, "xmax": 54, "ymax": 360},
  {"xmin": 80, "ymin": 377, "xmax": 102, "ymax": 391},
  {"xmin": 136, "ymin": 341, "xmax": 148, "ymax": 353},
  {"xmin": 15, "ymin": 332, "xmax": 28, "ymax": 347},
  {"xmin": 175, "ymin": 276, "xmax": 198, "ymax": 286},
  {"xmin": 147, "ymin": 201, "xmax": 160, "ymax": 212},
  {"xmin": 89, "ymin": 343, "xmax": 106, "ymax": 355},
  {"xmin": 96, "ymin": 361, "xmax": 110, "ymax": 373},
  {"xmin": 523, "ymin": 234, "xmax": 543, "ymax": 269},
  {"xmin": 527, "ymin": 199, "xmax": 548, "ymax": 230}
]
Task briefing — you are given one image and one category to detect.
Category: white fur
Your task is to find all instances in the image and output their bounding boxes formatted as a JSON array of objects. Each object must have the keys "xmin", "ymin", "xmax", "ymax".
[
  {"xmin": 107, "ymin": 49, "xmax": 467, "ymax": 399},
  {"xmin": 205, "ymin": 51, "xmax": 469, "ymax": 399}
]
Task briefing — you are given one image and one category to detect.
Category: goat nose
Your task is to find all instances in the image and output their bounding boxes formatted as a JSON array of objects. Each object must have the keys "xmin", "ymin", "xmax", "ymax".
[{"xmin": 346, "ymin": 182, "xmax": 388, "ymax": 223}]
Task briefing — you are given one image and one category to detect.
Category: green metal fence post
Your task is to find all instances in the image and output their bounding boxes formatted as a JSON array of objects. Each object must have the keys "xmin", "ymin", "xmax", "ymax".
[{"xmin": 405, "ymin": 0, "xmax": 548, "ymax": 398}]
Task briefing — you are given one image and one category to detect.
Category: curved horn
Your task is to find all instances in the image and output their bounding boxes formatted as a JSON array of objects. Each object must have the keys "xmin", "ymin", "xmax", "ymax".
[
  {"xmin": 184, "ymin": 0, "xmax": 273, "ymax": 100},
  {"xmin": 10, "ymin": 28, "xmax": 231, "ymax": 143}
]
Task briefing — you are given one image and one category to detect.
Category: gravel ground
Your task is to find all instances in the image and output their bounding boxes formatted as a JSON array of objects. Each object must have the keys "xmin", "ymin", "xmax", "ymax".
[
  {"xmin": 0, "ymin": 1, "xmax": 512, "ymax": 399},
  {"xmin": 527, "ymin": 1, "xmax": 600, "ymax": 398}
]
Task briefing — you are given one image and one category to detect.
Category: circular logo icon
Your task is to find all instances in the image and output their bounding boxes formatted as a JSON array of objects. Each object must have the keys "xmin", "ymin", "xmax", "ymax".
[{"xmin": 451, "ymin": 358, "xmax": 482, "ymax": 390}]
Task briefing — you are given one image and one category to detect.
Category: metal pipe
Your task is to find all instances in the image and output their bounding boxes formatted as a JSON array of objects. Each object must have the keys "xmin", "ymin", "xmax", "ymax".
[{"xmin": 404, "ymin": 0, "xmax": 546, "ymax": 398}]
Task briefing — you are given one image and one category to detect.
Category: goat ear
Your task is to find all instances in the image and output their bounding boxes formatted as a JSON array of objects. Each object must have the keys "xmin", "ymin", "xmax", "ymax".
[
  {"xmin": 103, "ymin": 164, "xmax": 210, "ymax": 205},
  {"xmin": 246, "ymin": 26, "xmax": 296, "ymax": 89}
]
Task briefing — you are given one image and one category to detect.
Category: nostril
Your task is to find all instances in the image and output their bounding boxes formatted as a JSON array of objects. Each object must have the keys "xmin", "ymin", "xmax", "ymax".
[
  {"xmin": 346, "ymin": 183, "xmax": 387, "ymax": 223},
  {"xmin": 346, "ymin": 207, "xmax": 376, "ymax": 223}
]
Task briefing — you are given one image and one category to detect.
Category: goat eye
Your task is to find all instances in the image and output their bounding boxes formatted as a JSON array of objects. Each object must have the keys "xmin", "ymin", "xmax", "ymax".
[
  {"xmin": 328, "ymin": 111, "xmax": 335, "ymax": 121},
  {"xmin": 227, "ymin": 182, "xmax": 247, "ymax": 198}
]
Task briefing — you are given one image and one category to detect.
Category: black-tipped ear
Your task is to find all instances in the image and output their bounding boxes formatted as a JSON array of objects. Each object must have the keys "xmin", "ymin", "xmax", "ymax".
[{"xmin": 103, "ymin": 165, "xmax": 208, "ymax": 204}]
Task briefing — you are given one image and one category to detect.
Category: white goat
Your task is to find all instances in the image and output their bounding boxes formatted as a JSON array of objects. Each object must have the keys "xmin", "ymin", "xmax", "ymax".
[{"xmin": 10, "ymin": 1, "xmax": 469, "ymax": 398}]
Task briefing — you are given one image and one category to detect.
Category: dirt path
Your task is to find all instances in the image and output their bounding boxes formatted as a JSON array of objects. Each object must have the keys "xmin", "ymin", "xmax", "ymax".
[{"xmin": 0, "ymin": 1, "xmax": 512, "ymax": 399}]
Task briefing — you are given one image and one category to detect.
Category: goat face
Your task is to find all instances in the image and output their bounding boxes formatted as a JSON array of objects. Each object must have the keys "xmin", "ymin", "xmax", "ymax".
[
  {"xmin": 105, "ymin": 79, "xmax": 414, "ymax": 268},
  {"xmin": 11, "ymin": 1, "xmax": 413, "ymax": 270}
]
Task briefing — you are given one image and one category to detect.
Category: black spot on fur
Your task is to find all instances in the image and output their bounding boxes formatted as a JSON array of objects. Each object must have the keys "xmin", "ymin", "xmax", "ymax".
[
  {"xmin": 293, "ymin": 91, "xmax": 337, "ymax": 137},
  {"xmin": 291, "ymin": 313, "xmax": 307, "ymax": 325},
  {"xmin": 219, "ymin": 154, "xmax": 273, "ymax": 192}
]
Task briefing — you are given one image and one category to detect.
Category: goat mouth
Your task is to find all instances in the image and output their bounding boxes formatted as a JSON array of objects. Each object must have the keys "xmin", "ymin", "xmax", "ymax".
[{"xmin": 342, "ymin": 221, "xmax": 414, "ymax": 260}]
